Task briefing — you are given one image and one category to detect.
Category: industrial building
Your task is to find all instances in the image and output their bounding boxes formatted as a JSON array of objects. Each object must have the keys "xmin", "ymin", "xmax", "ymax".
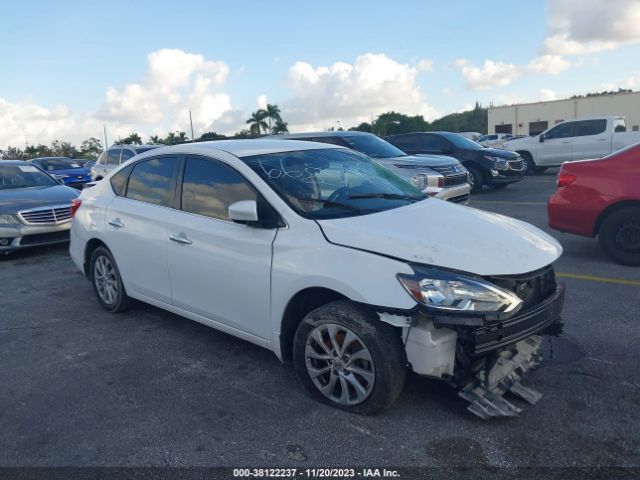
[{"xmin": 487, "ymin": 91, "xmax": 640, "ymax": 136}]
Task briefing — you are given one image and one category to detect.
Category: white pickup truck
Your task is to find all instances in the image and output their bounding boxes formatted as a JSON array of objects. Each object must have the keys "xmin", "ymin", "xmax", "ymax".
[{"xmin": 504, "ymin": 116, "xmax": 640, "ymax": 172}]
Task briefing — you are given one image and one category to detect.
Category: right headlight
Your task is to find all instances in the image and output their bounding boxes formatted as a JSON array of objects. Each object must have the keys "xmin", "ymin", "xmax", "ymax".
[
  {"xmin": 410, "ymin": 173, "xmax": 428, "ymax": 190},
  {"xmin": 397, "ymin": 266, "xmax": 523, "ymax": 315}
]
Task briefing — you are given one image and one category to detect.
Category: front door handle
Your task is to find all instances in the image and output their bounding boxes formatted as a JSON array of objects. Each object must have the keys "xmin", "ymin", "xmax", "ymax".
[
  {"xmin": 169, "ymin": 233, "xmax": 193, "ymax": 245},
  {"xmin": 108, "ymin": 218, "xmax": 124, "ymax": 228}
]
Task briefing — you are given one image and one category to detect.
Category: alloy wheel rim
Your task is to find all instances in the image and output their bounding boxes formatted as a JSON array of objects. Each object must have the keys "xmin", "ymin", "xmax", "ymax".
[
  {"xmin": 615, "ymin": 219, "xmax": 640, "ymax": 252},
  {"xmin": 94, "ymin": 255, "xmax": 118, "ymax": 305},
  {"xmin": 304, "ymin": 323, "xmax": 375, "ymax": 405},
  {"xmin": 468, "ymin": 173, "xmax": 475, "ymax": 189}
]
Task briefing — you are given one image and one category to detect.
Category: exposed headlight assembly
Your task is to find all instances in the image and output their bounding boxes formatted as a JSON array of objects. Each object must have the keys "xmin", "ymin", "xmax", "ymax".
[
  {"xmin": 0, "ymin": 214, "xmax": 20, "ymax": 225},
  {"xmin": 410, "ymin": 173, "xmax": 428, "ymax": 190},
  {"xmin": 397, "ymin": 266, "xmax": 523, "ymax": 315}
]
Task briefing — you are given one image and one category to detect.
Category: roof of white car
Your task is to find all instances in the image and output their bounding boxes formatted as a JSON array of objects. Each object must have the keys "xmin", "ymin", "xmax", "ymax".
[{"xmin": 144, "ymin": 139, "xmax": 343, "ymax": 158}]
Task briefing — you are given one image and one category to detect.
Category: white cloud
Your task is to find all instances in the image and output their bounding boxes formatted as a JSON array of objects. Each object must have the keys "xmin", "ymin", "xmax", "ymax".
[
  {"xmin": 491, "ymin": 89, "xmax": 560, "ymax": 106},
  {"xmin": 544, "ymin": 0, "xmax": 640, "ymax": 55},
  {"xmin": 455, "ymin": 59, "xmax": 520, "ymax": 90},
  {"xmin": 257, "ymin": 94, "xmax": 268, "ymax": 110},
  {"xmin": 282, "ymin": 53, "xmax": 439, "ymax": 131},
  {"xmin": 456, "ymin": 55, "xmax": 573, "ymax": 90},
  {"xmin": 97, "ymin": 48, "xmax": 233, "ymax": 136},
  {"xmin": 417, "ymin": 58, "xmax": 434, "ymax": 72}
]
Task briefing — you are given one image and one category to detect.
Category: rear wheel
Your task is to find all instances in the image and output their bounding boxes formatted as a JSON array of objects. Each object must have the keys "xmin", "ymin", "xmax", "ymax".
[
  {"xmin": 90, "ymin": 246, "xmax": 133, "ymax": 312},
  {"xmin": 466, "ymin": 165, "xmax": 484, "ymax": 193},
  {"xmin": 598, "ymin": 207, "xmax": 640, "ymax": 266},
  {"xmin": 293, "ymin": 300, "xmax": 406, "ymax": 415}
]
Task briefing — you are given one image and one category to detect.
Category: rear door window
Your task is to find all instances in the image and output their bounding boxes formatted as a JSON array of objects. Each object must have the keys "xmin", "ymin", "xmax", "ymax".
[
  {"xmin": 125, "ymin": 157, "xmax": 179, "ymax": 207},
  {"xmin": 575, "ymin": 119, "xmax": 607, "ymax": 137}
]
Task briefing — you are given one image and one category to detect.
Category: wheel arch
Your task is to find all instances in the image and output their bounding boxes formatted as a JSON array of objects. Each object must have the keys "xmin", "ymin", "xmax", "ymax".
[
  {"xmin": 83, "ymin": 238, "xmax": 108, "ymax": 277},
  {"xmin": 594, "ymin": 200, "xmax": 640, "ymax": 235},
  {"xmin": 279, "ymin": 287, "xmax": 349, "ymax": 362}
]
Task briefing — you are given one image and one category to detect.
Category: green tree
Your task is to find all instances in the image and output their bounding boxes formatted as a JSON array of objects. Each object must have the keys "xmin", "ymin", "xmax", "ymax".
[
  {"xmin": 373, "ymin": 111, "xmax": 430, "ymax": 136},
  {"xmin": 198, "ymin": 131, "xmax": 227, "ymax": 141},
  {"xmin": 148, "ymin": 135, "xmax": 164, "ymax": 144},
  {"xmin": 349, "ymin": 122, "xmax": 373, "ymax": 133},
  {"xmin": 0, "ymin": 146, "xmax": 28, "ymax": 159},
  {"xmin": 116, "ymin": 133, "xmax": 143, "ymax": 145},
  {"xmin": 271, "ymin": 120, "xmax": 289, "ymax": 134},
  {"xmin": 264, "ymin": 104, "xmax": 282, "ymax": 132},
  {"xmin": 50, "ymin": 140, "xmax": 77, "ymax": 157},
  {"xmin": 246, "ymin": 110, "xmax": 268, "ymax": 135},
  {"xmin": 79, "ymin": 137, "xmax": 103, "ymax": 159}
]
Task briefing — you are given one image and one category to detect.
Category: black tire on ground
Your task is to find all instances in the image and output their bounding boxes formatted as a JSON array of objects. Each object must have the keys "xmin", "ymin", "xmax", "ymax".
[
  {"xmin": 493, "ymin": 184, "xmax": 509, "ymax": 190},
  {"xmin": 89, "ymin": 246, "xmax": 134, "ymax": 313},
  {"xmin": 598, "ymin": 207, "xmax": 640, "ymax": 266},
  {"xmin": 292, "ymin": 300, "xmax": 406, "ymax": 415},
  {"xmin": 519, "ymin": 152, "xmax": 535, "ymax": 174},
  {"xmin": 466, "ymin": 165, "xmax": 484, "ymax": 193}
]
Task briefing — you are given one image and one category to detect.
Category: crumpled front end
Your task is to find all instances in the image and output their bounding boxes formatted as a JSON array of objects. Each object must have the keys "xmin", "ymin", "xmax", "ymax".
[{"xmin": 378, "ymin": 266, "xmax": 564, "ymax": 419}]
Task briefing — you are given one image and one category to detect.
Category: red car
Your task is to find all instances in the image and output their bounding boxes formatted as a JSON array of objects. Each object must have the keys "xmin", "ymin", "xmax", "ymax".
[{"xmin": 548, "ymin": 143, "xmax": 640, "ymax": 265}]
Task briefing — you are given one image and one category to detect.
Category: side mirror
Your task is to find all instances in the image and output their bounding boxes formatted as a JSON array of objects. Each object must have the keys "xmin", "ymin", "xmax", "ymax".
[
  {"xmin": 229, "ymin": 200, "xmax": 259, "ymax": 225},
  {"xmin": 539, "ymin": 134, "xmax": 546, "ymax": 143}
]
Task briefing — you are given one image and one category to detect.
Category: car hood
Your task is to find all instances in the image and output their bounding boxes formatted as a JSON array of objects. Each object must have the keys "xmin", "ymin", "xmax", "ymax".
[
  {"xmin": 317, "ymin": 199, "xmax": 562, "ymax": 276},
  {"xmin": 47, "ymin": 167, "xmax": 90, "ymax": 176},
  {"xmin": 480, "ymin": 147, "xmax": 520, "ymax": 159},
  {"xmin": 504, "ymin": 136, "xmax": 538, "ymax": 150},
  {"xmin": 379, "ymin": 154, "xmax": 460, "ymax": 167},
  {"xmin": 0, "ymin": 185, "xmax": 79, "ymax": 214}
]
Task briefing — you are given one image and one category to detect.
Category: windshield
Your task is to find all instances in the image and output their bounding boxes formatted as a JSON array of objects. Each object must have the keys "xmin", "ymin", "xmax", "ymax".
[
  {"xmin": 0, "ymin": 165, "xmax": 58, "ymax": 190},
  {"xmin": 438, "ymin": 132, "xmax": 484, "ymax": 150},
  {"xmin": 242, "ymin": 148, "xmax": 426, "ymax": 219},
  {"xmin": 34, "ymin": 158, "xmax": 82, "ymax": 171},
  {"xmin": 340, "ymin": 135, "xmax": 407, "ymax": 159}
]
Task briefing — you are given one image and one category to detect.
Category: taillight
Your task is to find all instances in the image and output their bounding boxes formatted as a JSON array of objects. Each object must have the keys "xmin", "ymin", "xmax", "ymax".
[
  {"xmin": 70, "ymin": 198, "xmax": 82, "ymax": 218},
  {"xmin": 557, "ymin": 172, "xmax": 576, "ymax": 188}
]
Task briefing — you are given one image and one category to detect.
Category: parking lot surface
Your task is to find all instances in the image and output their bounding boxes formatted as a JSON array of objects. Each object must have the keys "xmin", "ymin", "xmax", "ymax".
[{"xmin": 1, "ymin": 171, "xmax": 639, "ymax": 471}]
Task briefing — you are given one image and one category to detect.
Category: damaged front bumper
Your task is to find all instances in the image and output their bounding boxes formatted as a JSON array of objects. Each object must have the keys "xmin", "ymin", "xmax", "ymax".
[{"xmin": 379, "ymin": 283, "xmax": 565, "ymax": 419}]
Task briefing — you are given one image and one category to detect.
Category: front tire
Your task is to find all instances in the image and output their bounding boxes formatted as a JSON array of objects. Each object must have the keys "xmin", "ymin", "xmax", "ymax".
[
  {"xmin": 293, "ymin": 300, "xmax": 406, "ymax": 415},
  {"xmin": 598, "ymin": 207, "xmax": 640, "ymax": 266},
  {"xmin": 519, "ymin": 152, "xmax": 535, "ymax": 174},
  {"xmin": 89, "ymin": 246, "xmax": 133, "ymax": 313},
  {"xmin": 466, "ymin": 165, "xmax": 484, "ymax": 193}
]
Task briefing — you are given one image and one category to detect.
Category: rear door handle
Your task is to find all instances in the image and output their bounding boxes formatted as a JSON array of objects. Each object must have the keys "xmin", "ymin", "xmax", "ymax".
[
  {"xmin": 108, "ymin": 218, "xmax": 124, "ymax": 228},
  {"xmin": 169, "ymin": 233, "xmax": 193, "ymax": 245}
]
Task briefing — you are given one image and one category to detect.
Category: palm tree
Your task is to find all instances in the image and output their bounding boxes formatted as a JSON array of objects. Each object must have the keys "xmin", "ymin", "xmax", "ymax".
[
  {"xmin": 246, "ymin": 110, "xmax": 268, "ymax": 136},
  {"xmin": 264, "ymin": 104, "xmax": 282, "ymax": 131},
  {"xmin": 149, "ymin": 135, "xmax": 163, "ymax": 144},
  {"xmin": 271, "ymin": 120, "xmax": 289, "ymax": 134},
  {"xmin": 176, "ymin": 131, "xmax": 188, "ymax": 143}
]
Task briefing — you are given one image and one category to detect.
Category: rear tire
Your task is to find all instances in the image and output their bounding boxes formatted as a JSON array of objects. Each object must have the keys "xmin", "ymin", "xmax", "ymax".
[
  {"xmin": 598, "ymin": 207, "xmax": 640, "ymax": 266},
  {"xmin": 466, "ymin": 165, "xmax": 484, "ymax": 193},
  {"xmin": 89, "ymin": 246, "xmax": 134, "ymax": 313},
  {"xmin": 293, "ymin": 300, "xmax": 406, "ymax": 415}
]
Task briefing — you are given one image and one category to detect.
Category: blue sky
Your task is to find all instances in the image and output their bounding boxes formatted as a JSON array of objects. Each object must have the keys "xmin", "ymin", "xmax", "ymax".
[{"xmin": 1, "ymin": 0, "xmax": 639, "ymax": 146}]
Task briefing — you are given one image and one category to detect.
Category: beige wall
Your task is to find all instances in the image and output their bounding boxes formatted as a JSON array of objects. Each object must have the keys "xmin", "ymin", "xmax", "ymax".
[{"xmin": 488, "ymin": 92, "xmax": 640, "ymax": 135}]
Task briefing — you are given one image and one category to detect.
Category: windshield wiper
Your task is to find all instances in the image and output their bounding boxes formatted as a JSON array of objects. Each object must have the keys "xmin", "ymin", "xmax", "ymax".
[
  {"xmin": 300, "ymin": 198, "xmax": 362, "ymax": 212},
  {"xmin": 348, "ymin": 193, "xmax": 425, "ymax": 201}
]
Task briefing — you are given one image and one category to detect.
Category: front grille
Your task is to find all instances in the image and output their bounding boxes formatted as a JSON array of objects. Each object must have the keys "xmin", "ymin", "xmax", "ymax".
[
  {"xmin": 507, "ymin": 159, "xmax": 525, "ymax": 171},
  {"xmin": 20, "ymin": 230, "xmax": 70, "ymax": 246},
  {"xmin": 443, "ymin": 172, "xmax": 469, "ymax": 187},
  {"xmin": 18, "ymin": 205, "xmax": 72, "ymax": 225},
  {"xmin": 486, "ymin": 266, "xmax": 557, "ymax": 312}
]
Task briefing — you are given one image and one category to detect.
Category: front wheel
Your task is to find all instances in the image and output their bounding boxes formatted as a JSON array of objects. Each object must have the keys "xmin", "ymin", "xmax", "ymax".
[
  {"xmin": 90, "ymin": 246, "xmax": 134, "ymax": 312},
  {"xmin": 466, "ymin": 165, "xmax": 484, "ymax": 193},
  {"xmin": 598, "ymin": 207, "xmax": 640, "ymax": 266},
  {"xmin": 293, "ymin": 300, "xmax": 406, "ymax": 415},
  {"xmin": 519, "ymin": 152, "xmax": 535, "ymax": 174}
]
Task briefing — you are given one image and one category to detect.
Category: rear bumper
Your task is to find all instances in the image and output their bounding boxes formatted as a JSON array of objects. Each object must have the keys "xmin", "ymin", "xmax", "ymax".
[{"xmin": 0, "ymin": 222, "xmax": 71, "ymax": 252}]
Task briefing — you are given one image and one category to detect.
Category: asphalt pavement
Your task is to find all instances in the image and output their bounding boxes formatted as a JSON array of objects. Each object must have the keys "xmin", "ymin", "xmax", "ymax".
[{"xmin": 1, "ymin": 171, "xmax": 639, "ymax": 475}]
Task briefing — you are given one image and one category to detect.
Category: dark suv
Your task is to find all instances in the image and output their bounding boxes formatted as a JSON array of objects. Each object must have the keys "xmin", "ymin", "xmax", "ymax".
[{"xmin": 385, "ymin": 132, "xmax": 525, "ymax": 193}]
